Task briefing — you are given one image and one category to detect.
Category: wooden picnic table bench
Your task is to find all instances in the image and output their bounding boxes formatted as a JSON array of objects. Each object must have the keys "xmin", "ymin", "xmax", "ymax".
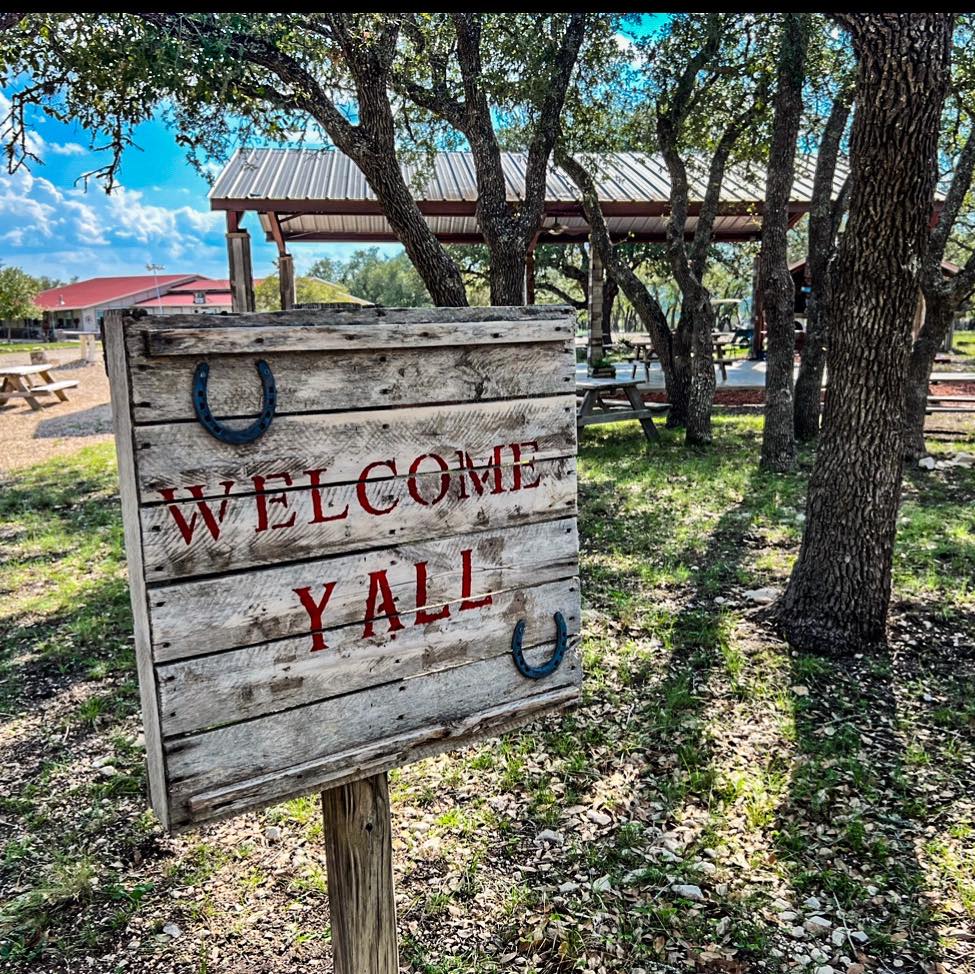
[
  {"xmin": 0, "ymin": 364, "xmax": 79, "ymax": 411},
  {"xmin": 926, "ymin": 392, "xmax": 975, "ymax": 414},
  {"xmin": 577, "ymin": 376, "xmax": 666, "ymax": 445},
  {"xmin": 619, "ymin": 334, "xmax": 657, "ymax": 381}
]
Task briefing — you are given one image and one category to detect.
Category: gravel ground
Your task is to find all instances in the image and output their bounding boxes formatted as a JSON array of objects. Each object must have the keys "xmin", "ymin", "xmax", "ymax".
[{"xmin": 0, "ymin": 348, "xmax": 113, "ymax": 473}]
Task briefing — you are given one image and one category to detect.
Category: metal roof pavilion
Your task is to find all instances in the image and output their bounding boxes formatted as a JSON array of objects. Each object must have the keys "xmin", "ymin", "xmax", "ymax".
[{"xmin": 210, "ymin": 148, "xmax": 846, "ymax": 247}]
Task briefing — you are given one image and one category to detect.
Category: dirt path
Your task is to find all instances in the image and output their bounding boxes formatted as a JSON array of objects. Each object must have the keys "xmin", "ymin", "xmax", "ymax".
[{"xmin": 0, "ymin": 347, "xmax": 114, "ymax": 472}]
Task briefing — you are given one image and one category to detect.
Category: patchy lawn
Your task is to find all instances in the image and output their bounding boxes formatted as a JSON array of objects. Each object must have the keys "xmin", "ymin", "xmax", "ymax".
[
  {"xmin": 952, "ymin": 330, "xmax": 975, "ymax": 361},
  {"xmin": 1, "ymin": 416, "xmax": 973, "ymax": 973},
  {"xmin": 0, "ymin": 341, "xmax": 81, "ymax": 356}
]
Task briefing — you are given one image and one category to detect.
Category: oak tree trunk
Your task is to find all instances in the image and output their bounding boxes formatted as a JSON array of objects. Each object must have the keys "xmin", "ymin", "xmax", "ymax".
[
  {"xmin": 486, "ymin": 238, "xmax": 528, "ymax": 306},
  {"xmin": 776, "ymin": 13, "xmax": 953, "ymax": 654},
  {"xmin": 794, "ymin": 91, "xmax": 852, "ymax": 441},
  {"xmin": 353, "ymin": 79, "xmax": 469, "ymax": 308},
  {"xmin": 556, "ymin": 149, "xmax": 685, "ymax": 416},
  {"xmin": 760, "ymin": 14, "xmax": 807, "ymax": 472},
  {"xmin": 357, "ymin": 165, "xmax": 468, "ymax": 309},
  {"xmin": 666, "ymin": 309, "xmax": 693, "ymax": 429},
  {"xmin": 683, "ymin": 295, "xmax": 717, "ymax": 445},
  {"xmin": 793, "ymin": 289, "xmax": 829, "ymax": 441},
  {"xmin": 903, "ymin": 294, "xmax": 953, "ymax": 460}
]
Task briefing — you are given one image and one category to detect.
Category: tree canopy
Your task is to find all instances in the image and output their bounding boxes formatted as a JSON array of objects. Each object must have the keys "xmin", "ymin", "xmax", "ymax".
[{"xmin": 0, "ymin": 266, "xmax": 44, "ymax": 320}]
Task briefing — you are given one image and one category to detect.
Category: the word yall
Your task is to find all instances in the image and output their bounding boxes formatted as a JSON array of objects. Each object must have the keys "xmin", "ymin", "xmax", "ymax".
[
  {"xmin": 157, "ymin": 440, "xmax": 541, "ymax": 545},
  {"xmin": 294, "ymin": 547, "xmax": 491, "ymax": 653}
]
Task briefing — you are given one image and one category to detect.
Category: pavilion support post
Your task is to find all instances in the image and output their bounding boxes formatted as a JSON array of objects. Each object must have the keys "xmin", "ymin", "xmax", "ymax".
[
  {"xmin": 749, "ymin": 254, "xmax": 764, "ymax": 360},
  {"xmin": 278, "ymin": 253, "xmax": 296, "ymax": 311},
  {"xmin": 225, "ymin": 214, "xmax": 256, "ymax": 313},
  {"xmin": 588, "ymin": 238, "xmax": 606, "ymax": 373}
]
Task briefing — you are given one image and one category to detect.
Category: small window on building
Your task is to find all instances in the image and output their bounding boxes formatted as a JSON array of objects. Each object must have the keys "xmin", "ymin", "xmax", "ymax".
[{"xmin": 193, "ymin": 291, "xmax": 206, "ymax": 305}]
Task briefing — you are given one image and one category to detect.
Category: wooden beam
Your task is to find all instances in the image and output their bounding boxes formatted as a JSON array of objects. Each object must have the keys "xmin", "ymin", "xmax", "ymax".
[
  {"xmin": 226, "ymin": 229, "xmax": 256, "ymax": 313},
  {"xmin": 587, "ymin": 237, "xmax": 605, "ymax": 368},
  {"xmin": 225, "ymin": 210, "xmax": 243, "ymax": 234},
  {"xmin": 322, "ymin": 773, "xmax": 398, "ymax": 974},
  {"xmin": 267, "ymin": 211, "xmax": 288, "ymax": 257},
  {"xmin": 278, "ymin": 253, "xmax": 296, "ymax": 311}
]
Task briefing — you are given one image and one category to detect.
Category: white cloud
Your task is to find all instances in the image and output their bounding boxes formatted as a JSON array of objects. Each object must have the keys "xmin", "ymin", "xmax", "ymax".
[
  {"xmin": 48, "ymin": 141, "xmax": 87, "ymax": 157},
  {"xmin": 0, "ymin": 166, "xmax": 226, "ymax": 278},
  {"xmin": 0, "ymin": 92, "xmax": 87, "ymax": 162}
]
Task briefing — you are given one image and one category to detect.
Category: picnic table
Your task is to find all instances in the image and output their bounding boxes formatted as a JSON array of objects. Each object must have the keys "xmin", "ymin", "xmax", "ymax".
[
  {"xmin": 623, "ymin": 331, "xmax": 751, "ymax": 383},
  {"xmin": 577, "ymin": 376, "xmax": 665, "ymax": 444},
  {"xmin": 0, "ymin": 364, "xmax": 79, "ymax": 411},
  {"xmin": 620, "ymin": 334, "xmax": 657, "ymax": 380}
]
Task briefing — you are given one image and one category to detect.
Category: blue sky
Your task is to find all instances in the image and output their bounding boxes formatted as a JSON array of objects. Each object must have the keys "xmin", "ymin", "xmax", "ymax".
[
  {"xmin": 0, "ymin": 93, "xmax": 398, "ymax": 284},
  {"xmin": 1, "ymin": 16, "xmax": 662, "ymax": 286}
]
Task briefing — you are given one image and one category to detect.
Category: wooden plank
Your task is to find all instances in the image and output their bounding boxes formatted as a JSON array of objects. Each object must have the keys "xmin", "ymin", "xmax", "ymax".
[
  {"xmin": 185, "ymin": 685, "xmax": 577, "ymax": 825},
  {"xmin": 31, "ymin": 380, "xmax": 79, "ymax": 393},
  {"xmin": 103, "ymin": 312, "xmax": 171, "ymax": 829},
  {"xmin": 578, "ymin": 409, "xmax": 651, "ymax": 426},
  {"xmin": 126, "ymin": 338, "xmax": 575, "ymax": 424},
  {"xmin": 134, "ymin": 396, "xmax": 576, "ymax": 501},
  {"xmin": 165, "ymin": 643, "xmax": 582, "ymax": 826},
  {"xmin": 130, "ymin": 304, "xmax": 571, "ymax": 335},
  {"xmin": 322, "ymin": 773, "xmax": 399, "ymax": 974},
  {"xmin": 146, "ymin": 318, "xmax": 573, "ymax": 357},
  {"xmin": 140, "ymin": 455, "xmax": 577, "ymax": 581},
  {"xmin": 150, "ymin": 519, "xmax": 579, "ymax": 661},
  {"xmin": 156, "ymin": 576, "xmax": 580, "ymax": 735}
]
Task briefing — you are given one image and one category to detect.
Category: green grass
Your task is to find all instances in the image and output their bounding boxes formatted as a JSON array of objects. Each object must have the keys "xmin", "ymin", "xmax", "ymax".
[
  {"xmin": 1, "ymin": 415, "xmax": 973, "ymax": 971},
  {"xmin": 0, "ymin": 341, "xmax": 82, "ymax": 355},
  {"xmin": 952, "ymin": 329, "xmax": 975, "ymax": 360}
]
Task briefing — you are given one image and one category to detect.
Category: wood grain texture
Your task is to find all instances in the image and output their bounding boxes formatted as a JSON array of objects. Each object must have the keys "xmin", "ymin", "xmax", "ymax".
[
  {"xmin": 140, "ymin": 456, "xmax": 577, "ymax": 581},
  {"xmin": 184, "ymin": 685, "xmax": 578, "ymax": 825},
  {"xmin": 156, "ymin": 577, "xmax": 580, "ymax": 735},
  {"xmin": 103, "ymin": 312, "xmax": 170, "ymax": 828},
  {"xmin": 126, "ymin": 336, "xmax": 575, "ymax": 424},
  {"xmin": 107, "ymin": 307, "xmax": 581, "ymax": 830},
  {"xmin": 149, "ymin": 519, "xmax": 579, "ymax": 661},
  {"xmin": 322, "ymin": 773, "xmax": 398, "ymax": 974},
  {"xmin": 134, "ymin": 395, "xmax": 576, "ymax": 501},
  {"xmin": 147, "ymin": 317, "xmax": 573, "ymax": 356},
  {"xmin": 165, "ymin": 643, "xmax": 582, "ymax": 825},
  {"xmin": 132, "ymin": 304, "xmax": 573, "ymax": 330}
]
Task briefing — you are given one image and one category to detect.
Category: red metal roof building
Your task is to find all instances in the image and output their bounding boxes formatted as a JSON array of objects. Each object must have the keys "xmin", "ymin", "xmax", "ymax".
[{"xmin": 35, "ymin": 275, "xmax": 235, "ymax": 331}]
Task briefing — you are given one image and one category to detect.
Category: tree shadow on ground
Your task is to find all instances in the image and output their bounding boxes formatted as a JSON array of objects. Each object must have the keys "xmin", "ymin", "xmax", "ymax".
[
  {"xmin": 774, "ymin": 627, "xmax": 975, "ymax": 970},
  {"xmin": 506, "ymin": 418, "xmax": 809, "ymax": 967},
  {"xmin": 772, "ymin": 460, "xmax": 975, "ymax": 970},
  {"xmin": 33, "ymin": 403, "xmax": 113, "ymax": 439}
]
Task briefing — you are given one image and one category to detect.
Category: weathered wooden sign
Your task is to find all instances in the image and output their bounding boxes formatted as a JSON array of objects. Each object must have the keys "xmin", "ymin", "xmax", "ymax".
[{"xmin": 105, "ymin": 306, "xmax": 582, "ymax": 831}]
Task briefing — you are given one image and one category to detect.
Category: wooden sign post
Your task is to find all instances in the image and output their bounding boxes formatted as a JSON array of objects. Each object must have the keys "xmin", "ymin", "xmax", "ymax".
[{"xmin": 105, "ymin": 306, "xmax": 581, "ymax": 969}]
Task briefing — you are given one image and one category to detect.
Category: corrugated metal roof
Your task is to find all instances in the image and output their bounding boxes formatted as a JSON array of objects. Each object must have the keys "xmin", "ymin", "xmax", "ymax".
[
  {"xmin": 211, "ymin": 148, "xmax": 851, "ymax": 244},
  {"xmin": 34, "ymin": 275, "xmax": 198, "ymax": 311},
  {"xmin": 211, "ymin": 148, "xmax": 847, "ymax": 208}
]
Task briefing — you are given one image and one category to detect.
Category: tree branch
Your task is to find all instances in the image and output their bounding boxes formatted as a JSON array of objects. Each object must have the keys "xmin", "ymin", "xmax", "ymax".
[
  {"xmin": 556, "ymin": 146, "xmax": 675, "ymax": 367},
  {"xmin": 927, "ymin": 123, "xmax": 975, "ymax": 285},
  {"xmin": 520, "ymin": 14, "xmax": 588, "ymax": 231}
]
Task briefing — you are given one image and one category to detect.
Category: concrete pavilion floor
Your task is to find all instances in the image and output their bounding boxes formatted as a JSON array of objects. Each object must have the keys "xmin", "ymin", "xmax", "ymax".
[{"xmin": 575, "ymin": 360, "xmax": 975, "ymax": 392}]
